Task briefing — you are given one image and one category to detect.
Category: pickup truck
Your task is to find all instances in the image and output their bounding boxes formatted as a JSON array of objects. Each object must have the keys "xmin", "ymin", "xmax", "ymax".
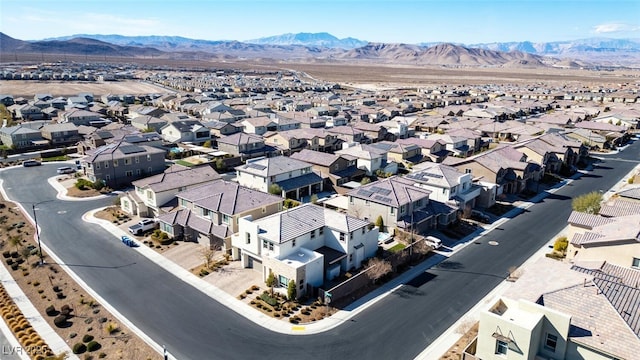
[{"xmin": 128, "ymin": 219, "xmax": 156, "ymax": 235}]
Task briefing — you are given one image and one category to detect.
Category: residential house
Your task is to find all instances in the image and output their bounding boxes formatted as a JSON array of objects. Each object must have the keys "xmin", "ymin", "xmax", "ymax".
[
  {"xmin": 335, "ymin": 144, "xmax": 397, "ymax": 176},
  {"xmin": 157, "ymin": 180, "xmax": 283, "ymax": 250},
  {"xmin": 235, "ymin": 156, "xmax": 323, "ymax": 200},
  {"xmin": 231, "ymin": 203, "xmax": 378, "ymax": 298},
  {"xmin": 424, "ymin": 133, "xmax": 472, "ymax": 157},
  {"xmin": 352, "ymin": 121, "xmax": 389, "ymax": 142},
  {"xmin": 60, "ymin": 109, "xmax": 105, "ymax": 126},
  {"xmin": 81, "ymin": 141, "xmax": 167, "ymax": 188},
  {"xmin": 467, "ymin": 257, "xmax": 640, "ymax": 360},
  {"xmin": 201, "ymin": 120, "xmax": 241, "ymax": 138},
  {"xmin": 326, "ymin": 125, "xmax": 365, "ymax": 143},
  {"xmin": 160, "ymin": 120, "xmax": 210, "ymax": 145},
  {"xmin": 217, "ymin": 133, "xmax": 276, "ymax": 160},
  {"xmin": 130, "ymin": 116, "xmax": 168, "ymax": 133},
  {"xmin": 565, "ymin": 211, "xmax": 640, "ymax": 268},
  {"xmin": 396, "ymin": 137, "xmax": 450, "ymax": 163},
  {"xmin": 445, "ymin": 146, "xmax": 543, "ymax": 195},
  {"xmin": 14, "ymin": 104, "xmax": 45, "ymax": 121},
  {"xmin": 369, "ymin": 141, "xmax": 422, "ymax": 165},
  {"xmin": 565, "ymin": 127, "xmax": 608, "ymax": 150},
  {"xmin": 121, "ymin": 164, "xmax": 221, "ymax": 218},
  {"xmin": 346, "ymin": 176, "xmax": 457, "ymax": 233},
  {"xmin": 290, "ymin": 149, "xmax": 365, "ymax": 190},
  {"xmin": 40, "ymin": 123, "xmax": 82, "ymax": 146},
  {"xmin": 0, "ymin": 125, "xmax": 46, "ymax": 149},
  {"xmin": 408, "ymin": 162, "xmax": 481, "ymax": 212},
  {"xmin": 264, "ymin": 128, "xmax": 341, "ymax": 154}
]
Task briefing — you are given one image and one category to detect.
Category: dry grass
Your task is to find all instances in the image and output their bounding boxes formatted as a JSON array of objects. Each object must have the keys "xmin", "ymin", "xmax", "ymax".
[
  {"xmin": 0, "ymin": 196, "xmax": 160, "ymax": 359},
  {"xmin": 0, "ymin": 80, "xmax": 169, "ymax": 98}
]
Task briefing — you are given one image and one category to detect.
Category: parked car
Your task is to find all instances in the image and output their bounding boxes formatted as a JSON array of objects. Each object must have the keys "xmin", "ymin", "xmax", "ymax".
[
  {"xmin": 56, "ymin": 166, "xmax": 75, "ymax": 174},
  {"xmin": 128, "ymin": 218, "xmax": 157, "ymax": 235},
  {"xmin": 22, "ymin": 160, "xmax": 41, "ymax": 167},
  {"xmin": 425, "ymin": 236, "xmax": 442, "ymax": 249}
]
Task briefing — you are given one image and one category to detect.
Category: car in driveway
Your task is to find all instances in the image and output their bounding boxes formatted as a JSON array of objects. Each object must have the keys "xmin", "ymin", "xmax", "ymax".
[
  {"xmin": 56, "ymin": 166, "xmax": 75, "ymax": 174},
  {"xmin": 128, "ymin": 218, "xmax": 157, "ymax": 235},
  {"xmin": 22, "ymin": 160, "xmax": 41, "ymax": 167}
]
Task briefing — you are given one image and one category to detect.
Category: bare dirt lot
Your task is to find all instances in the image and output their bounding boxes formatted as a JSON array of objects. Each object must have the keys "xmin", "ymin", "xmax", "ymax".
[{"xmin": 0, "ymin": 80, "xmax": 170, "ymax": 98}]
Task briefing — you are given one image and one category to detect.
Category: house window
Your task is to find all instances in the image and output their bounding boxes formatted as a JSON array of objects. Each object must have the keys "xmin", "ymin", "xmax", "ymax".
[
  {"xmin": 269, "ymin": 242, "xmax": 274, "ymax": 251},
  {"xmin": 147, "ymin": 154, "xmax": 151, "ymax": 161},
  {"xmin": 311, "ymin": 230, "xmax": 316, "ymax": 239},
  {"xmin": 262, "ymin": 207, "xmax": 266, "ymax": 213},
  {"xmin": 136, "ymin": 169, "xmax": 141, "ymax": 175},
  {"xmin": 495, "ymin": 340, "xmax": 508, "ymax": 355},
  {"xmin": 146, "ymin": 190, "xmax": 153, "ymax": 200},
  {"xmin": 104, "ymin": 161, "xmax": 109, "ymax": 169},
  {"xmin": 633, "ymin": 257, "xmax": 640, "ymax": 268},
  {"xmin": 95, "ymin": 163, "xmax": 100, "ymax": 169},
  {"xmin": 202, "ymin": 208, "xmax": 210, "ymax": 217},
  {"xmin": 400, "ymin": 205, "xmax": 406, "ymax": 214},
  {"xmin": 349, "ymin": 254, "xmax": 353, "ymax": 262},
  {"xmin": 246, "ymin": 232, "xmax": 251, "ymax": 244},
  {"xmin": 124, "ymin": 158, "xmax": 131, "ymax": 165},
  {"xmin": 292, "ymin": 239, "xmax": 296, "ymax": 247},
  {"xmin": 365, "ymin": 200, "xmax": 370, "ymax": 206},
  {"xmin": 544, "ymin": 333, "xmax": 558, "ymax": 352},
  {"xmin": 390, "ymin": 207, "xmax": 395, "ymax": 215},
  {"xmin": 349, "ymin": 196, "xmax": 354, "ymax": 205},
  {"xmin": 339, "ymin": 233, "xmax": 345, "ymax": 242},
  {"xmin": 222, "ymin": 214, "xmax": 231, "ymax": 224},
  {"xmin": 135, "ymin": 157, "xmax": 139, "ymax": 163},
  {"xmin": 263, "ymin": 240, "xmax": 268, "ymax": 249},
  {"xmin": 319, "ymin": 227, "xmax": 324, "ymax": 236},
  {"xmin": 125, "ymin": 170, "xmax": 133, "ymax": 177},
  {"xmin": 113, "ymin": 160, "xmax": 118, "ymax": 167}
]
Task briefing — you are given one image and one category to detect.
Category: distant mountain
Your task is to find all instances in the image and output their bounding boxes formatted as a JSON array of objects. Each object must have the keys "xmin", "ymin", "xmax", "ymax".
[
  {"xmin": 246, "ymin": 32, "xmax": 367, "ymax": 49},
  {"xmin": 42, "ymin": 34, "xmax": 227, "ymax": 52},
  {"xmin": 1, "ymin": 33, "xmax": 164, "ymax": 57}
]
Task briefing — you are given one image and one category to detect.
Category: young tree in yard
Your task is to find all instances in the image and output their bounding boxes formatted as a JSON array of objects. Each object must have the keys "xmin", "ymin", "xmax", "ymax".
[
  {"xmin": 310, "ymin": 194, "xmax": 318, "ymax": 204},
  {"xmin": 553, "ymin": 236, "xmax": 569, "ymax": 254},
  {"xmin": 9, "ymin": 235, "xmax": 21, "ymax": 253},
  {"xmin": 375, "ymin": 215, "xmax": 384, "ymax": 232},
  {"xmin": 572, "ymin": 191, "xmax": 603, "ymax": 214},
  {"xmin": 215, "ymin": 158, "xmax": 225, "ymax": 171},
  {"xmin": 365, "ymin": 257, "xmax": 392, "ymax": 284},
  {"xmin": 200, "ymin": 247, "xmax": 216, "ymax": 270},
  {"xmin": 266, "ymin": 270, "xmax": 276, "ymax": 295},
  {"xmin": 203, "ymin": 140, "xmax": 212, "ymax": 148},
  {"xmin": 287, "ymin": 280, "xmax": 297, "ymax": 300},
  {"xmin": 20, "ymin": 246, "xmax": 32, "ymax": 264},
  {"xmin": 268, "ymin": 184, "xmax": 282, "ymax": 195}
]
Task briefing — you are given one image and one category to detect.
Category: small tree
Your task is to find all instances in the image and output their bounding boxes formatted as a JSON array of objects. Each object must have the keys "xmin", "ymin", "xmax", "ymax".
[
  {"xmin": 287, "ymin": 280, "xmax": 297, "ymax": 300},
  {"xmin": 310, "ymin": 194, "xmax": 318, "ymax": 204},
  {"xmin": 375, "ymin": 215, "xmax": 384, "ymax": 232},
  {"xmin": 200, "ymin": 247, "xmax": 216, "ymax": 270},
  {"xmin": 268, "ymin": 184, "xmax": 282, "ymax": 195},
  {"xmin": 203, "ymin": 140, "xmax": 212, "ymax": 148},
  {"xmin": 266, "ymin": 270, "xmax": 276, "ymax": 295},
  {"xmin": 365, "ymin": 257, "xmax": 392, "ymax": 284},
  {"xmin": 572, "ymin": 191, "xmax": 603, "ymax": 214},
  {"xmin": 215, "ymin": 158, "xmax": 225, "ymax": 171},
  {"xmin": 20, "ymin": 246, "xmax": 32, "ymax": 265},
  {"xmin": 360, "ymin": 177, "xmax": 371, "ymax": 185},
  {"xmin": 9, "ymin": 235, "xmax": 21, "ymax": 253}
]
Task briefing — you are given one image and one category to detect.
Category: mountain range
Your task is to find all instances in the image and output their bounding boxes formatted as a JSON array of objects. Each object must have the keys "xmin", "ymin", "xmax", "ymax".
[{"xmin": 4, "ymin": 32, "xmax": 640, "ymax": 68}]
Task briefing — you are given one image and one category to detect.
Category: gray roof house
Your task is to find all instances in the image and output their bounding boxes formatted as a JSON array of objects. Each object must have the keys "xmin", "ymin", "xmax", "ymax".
[
  {"xmin": 235, "ymin": 155, "xmax": 323, "ymax": 201},
  {"xmin": 130, "ymin": 115, "xmax": 168, "ymax": 133},
  {"xmin": 217, "ymin": 133, "xmax": 277, "ymax": 160},
  {"xmin": 156, "ymin": 179, "xmax": 283, "ymax": 250},
  {"xmin": 121, "ymin": 164, "xmax": 221, "ymax": 217},
  {"xmin": 160, "ymin": 120, "xmax": 210, "ymax": 145},
  {"xmin": 81, "ymin": 141, "xmax": 167, "ymax": 188},
  {"xmin": 231, "ymin": 203, "xmax": 379, "ymax": 299},
  {"xmin": 40, "ymin": 123, "xmax": 82, "ymax": 145},
  {"xmin": 0, "ymin": 125, "xmax": 47, "ymax": 149}
]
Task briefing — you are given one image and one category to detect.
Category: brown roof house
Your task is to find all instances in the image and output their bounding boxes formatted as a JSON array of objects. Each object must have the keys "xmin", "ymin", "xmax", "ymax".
[{"xmin": 290, "ymin": 149, "xmax": 365, "ymax": 191}]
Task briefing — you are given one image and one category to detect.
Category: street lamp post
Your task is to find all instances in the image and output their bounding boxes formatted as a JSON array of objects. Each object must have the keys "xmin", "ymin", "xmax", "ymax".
[{"xmin": 32, "ymin": 203, "xmax": 45, "ymax": 265}]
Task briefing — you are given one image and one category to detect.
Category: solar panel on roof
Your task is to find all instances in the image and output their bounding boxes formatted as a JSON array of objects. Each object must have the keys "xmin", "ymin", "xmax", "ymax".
[
  {"xmin": 119, "ymin": 145, "xmax": 145, "ymax": 154},
  {"xmin": 374, "ymin": 195, "xmax": 391, "ymax": 203},
  {"xmin": 247, "ymin": 163, "xmax": 267, "ymax": 170},
  {"xmin": 357, "ymin": 189, "xmax": 374, "ymax": 197},
  {"xmin": 422, "ymin": 172, "xmax": 443, "ymax": 179}
]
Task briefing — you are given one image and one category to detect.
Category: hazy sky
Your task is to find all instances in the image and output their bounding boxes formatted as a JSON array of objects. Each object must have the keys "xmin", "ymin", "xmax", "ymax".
[{"xmin": 1, "ymin": 0, "xmax": 639, "ymax": 44}]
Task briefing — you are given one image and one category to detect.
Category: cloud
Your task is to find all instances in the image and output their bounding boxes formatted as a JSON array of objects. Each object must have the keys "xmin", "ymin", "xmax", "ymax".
[{"xmin": 592, "ymin": 22, "xmax": 640, "ymax": 34}]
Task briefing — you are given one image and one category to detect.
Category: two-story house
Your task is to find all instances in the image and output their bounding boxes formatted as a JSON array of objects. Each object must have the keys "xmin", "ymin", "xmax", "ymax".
[
  {"xmin": 290, "ymin": 149, "xmax": 365, "ymax": 190},
  {"xmin": 335, "ymin": 144, "xmax": 397, "ymax": 176},
  {"xmin": 120, "ymin": 164, "xmax": 221, "ymax": 217},
  {"xmin": 217, "ymin": 132, "xmax": 277, "ymax": 160},
  {"xmin": 60, "ymin": 109, "xmax": 104, "ymax": 126},
  {"xmin": 264, "ymin": 128, "xmax": 341, "ymax": 154},
  {"xmin": 408, "ymin": 162, "xmax": 481, "ymax": 212},
  {"xmin": 231, "ymin": 203, "xmax": 378, "ymax": 298},
  {"xmin": 40, "ymin": 123, "xmax": 82, "ymax": 146},
  {"xmin": 130, "ymin": 115, "xmax": 168, "ymax": 133},
  {"xmin": 347, "ymin": 176, "xmax": 457, "ymax": 233},
  {"xmin": 235, "ymin": 156, "xmax": 323, "ymax": 200},
  {"xmin": 157, "ymin": 180, "xmax": 283, "ymax": 250},
  {"xmin": 81, "ymin": 141, "xmax": 167, "ymax": 188},
  {"xmin": 0, "ymin": 125, "xmax": 46, "ymax": 149},
  {"xmin": 160, "ymin": 120, "xmax": 210, "ymax": 145},
  {"xmin": 369, "ymin": 141, "xmax": 422, "ymax": 165},
  {"xmin": 327, "ymin": 125, "xmax": 365, "ymax": 144}
]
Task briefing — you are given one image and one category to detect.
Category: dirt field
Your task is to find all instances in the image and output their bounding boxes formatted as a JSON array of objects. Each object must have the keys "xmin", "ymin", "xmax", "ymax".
[{"xmin": 0, "ymin": 80, "xmax": 170, "ymax": 98}]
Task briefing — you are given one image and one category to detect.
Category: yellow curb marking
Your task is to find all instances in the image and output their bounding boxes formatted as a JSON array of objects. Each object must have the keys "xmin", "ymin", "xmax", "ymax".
[{"xmin": 291, "ymin": 326, "xmax": 306, "ymax": 331}]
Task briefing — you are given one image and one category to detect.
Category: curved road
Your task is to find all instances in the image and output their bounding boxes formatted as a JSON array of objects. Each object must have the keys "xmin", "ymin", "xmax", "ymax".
[{"xmin": 1, "ymin": 141, "xmax": 638, "ymax": 360}]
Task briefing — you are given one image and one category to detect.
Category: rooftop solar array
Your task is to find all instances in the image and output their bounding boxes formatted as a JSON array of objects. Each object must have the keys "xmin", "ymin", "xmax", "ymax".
[{"xmin": 119, "ymin": 145, "xmax": 146, "ymax": 155}]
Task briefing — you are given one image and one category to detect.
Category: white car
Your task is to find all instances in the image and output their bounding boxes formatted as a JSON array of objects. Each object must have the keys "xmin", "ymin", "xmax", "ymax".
[{"xmin": 56, "ymin": 166, "xmax": 75, "ymax": 174}]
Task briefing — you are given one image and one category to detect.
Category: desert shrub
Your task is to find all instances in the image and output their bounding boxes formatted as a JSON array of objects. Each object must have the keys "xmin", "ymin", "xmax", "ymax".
[
  {"xmin": 98, "ymin": 353, "xmax": 106, "ymax": 358},
  {"xmin": 86, "ymin": 340, "xmax": 100, "ymax": 352},
  {"xmin": 45, "ymin": 305, "xmax": 57, "ymax": 316},
  {"xmin": 260, "ymin": 293, "xmax": 278, "ymax": 307},
  {"xmin": 553, "ymin": 236, "xmax": 569, "ymax": 253},
  {"xmin": 53, "ymin": 315, "xmax": 67, "ymax": 327},
  {"xmin": 82, "ymin": 334, "xmax": 94, "ymax": 343},
  {"xmin": 72, "ymin": 342, "xmax": 86, "ymax": 354},
  {"xmin": 104, "ymin": 322, "xmax": 118, "ymax": 334},
  {"xmin": 2, "ymin": 251, "xmax": 10, "ymax": 258},
  {"xmin": 572, "ymin": 191, "xmax": 602, "ymax": 214},
  {"xmin": 75, "ymin": 179, "xmax": 93, "ymax": 190}
]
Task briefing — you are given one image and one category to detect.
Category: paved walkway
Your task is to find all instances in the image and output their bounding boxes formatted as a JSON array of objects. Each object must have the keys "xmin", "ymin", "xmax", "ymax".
[{"xmin": 2, "ymin": 159, "xmax": 638, "ymax": 360}]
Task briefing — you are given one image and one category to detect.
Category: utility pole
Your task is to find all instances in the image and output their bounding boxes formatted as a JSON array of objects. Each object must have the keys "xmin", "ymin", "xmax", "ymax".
[{"xmin": 32, "ymin": 203, "xmax": 45, "ymax": 265}]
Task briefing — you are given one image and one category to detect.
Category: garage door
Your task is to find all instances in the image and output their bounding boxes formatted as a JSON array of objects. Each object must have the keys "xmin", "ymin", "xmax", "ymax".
[
  {"xmin": 247, "ymin": 256, "xmax": 263, "ymax": 272},
  {"xmin": 197, "ymin": 233, "xmax": 210, "ymax": 247}
]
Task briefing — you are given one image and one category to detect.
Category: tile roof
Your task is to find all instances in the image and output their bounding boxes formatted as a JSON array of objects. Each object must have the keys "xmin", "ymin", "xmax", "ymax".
[
  {"xmin": 617, "ymin": 187, "xmax": 640, "ymax": 201},
  {"xmin": 253, "ymin": 203, "xmax": 370, "ymax": 243},
  {"xmin": 290, "ymin": 149, "xmax": 338, "ymax": 167},
  {"xmin": 567, "ymin": 211, "xmax": 616, "ymax": 229},
  {"xmin": 132, "ymin": 164, "xmax": 220, "ymax": 192},
  {"xmin": 347, "ymin": 176, "xmax": 431, "ymax": 207},
  {"xmin": 407, "ymin": 163, "xmax": 465, "ymax": 188},
  {"xmin": 176, "ymin": 180, "xmax": 282, "ymax": 215},
  {"xmin": 570, "ymin": 214, "xmax": 640, "ymax": 245},
  {"xmin": 217, "ymin": 132, "xmax": 263, "ymax": 146},
  {"xmin": 599, "ymin": 198, "xmax": 640, "ymax": 217},
  {"xmin": 276, "ymin": 172, "xmax": 323, "ymax": 191},
  {"xmin": 236, "ymin": 156, "xmax": 312, "ymax": 177}
]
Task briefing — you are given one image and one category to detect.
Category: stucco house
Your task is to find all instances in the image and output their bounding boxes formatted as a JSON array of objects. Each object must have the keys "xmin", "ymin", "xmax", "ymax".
[
  {"xmin": 157, "ymin": 180, "xmax": 283, "ymax": 250},
  {"xmin": 217, "ymin": 133, "xmax": 277, "ymax": 160},
  {"xmin": 231, "ymin": 203, "xmax": 378, "ymax": 299},
  {"xmin": 408, "ymin": 162, "xmax": 481, "ymax": 212},
  {"xmin": 235, "ymin": 156, "xmax": 323, "ymax": 200},
  {"xmin": 0, "ymin": 125, "xmax": 47, "ymax": 149},
  {"xmin": 81, "ymin": 141, "xmax": 167, "ymax": 188},
  {"xmin": 40, "ymin": 123, "xmax": 82, "ymax": 146},
  {"xmin": 160, "ymin": 120, "xmax": 210, "ymax": 145},
  {"xmin": 290, "ymin": 149, "xmax": 365, "ymax": 190},
  {"xmin": 120, "ymin": 164, "xmax": 221, "ymax": 217},
  {"xmin": 335, "ymin": 143, "xmax": 397, "ymax": 176},
  {"xmin": 347, "ymin": 176, "xmax": 457, "ymax": 233}
]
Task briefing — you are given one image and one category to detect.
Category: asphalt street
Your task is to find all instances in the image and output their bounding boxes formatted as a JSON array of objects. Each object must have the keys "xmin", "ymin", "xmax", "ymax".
[{"xmin": 1, "ymin": 140, "xmax": 638, "ymax": 360}]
